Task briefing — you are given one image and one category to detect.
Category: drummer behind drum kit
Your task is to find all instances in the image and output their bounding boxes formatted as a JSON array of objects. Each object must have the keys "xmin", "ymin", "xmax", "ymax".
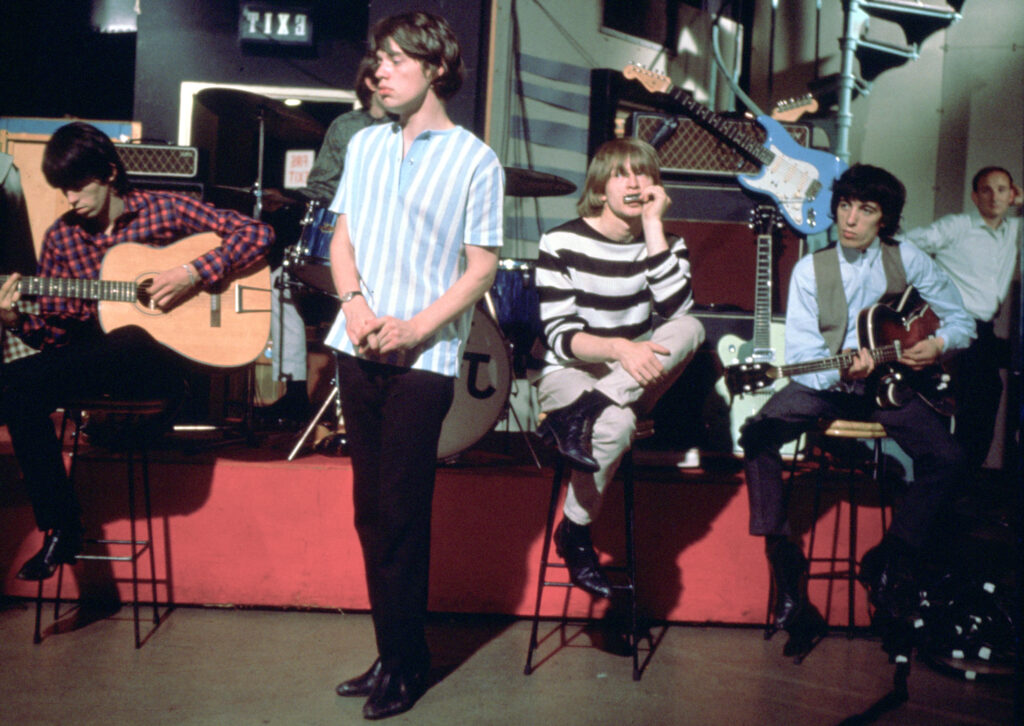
[{"xmin": 275, "ymin": 165, "xmax": 578, "ymax": 461}]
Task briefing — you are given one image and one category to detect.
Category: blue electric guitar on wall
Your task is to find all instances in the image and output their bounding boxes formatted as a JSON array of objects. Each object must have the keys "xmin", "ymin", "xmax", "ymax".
[{"xmin": 622, "ymin": 65, "xmax": 848, "ymax": 236}]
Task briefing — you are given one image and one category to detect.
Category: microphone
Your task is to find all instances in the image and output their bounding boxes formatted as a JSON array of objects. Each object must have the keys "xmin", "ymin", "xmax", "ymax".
[{"xmin": 648, "ymin": 116, "xmax": 680, "ymax": 149}]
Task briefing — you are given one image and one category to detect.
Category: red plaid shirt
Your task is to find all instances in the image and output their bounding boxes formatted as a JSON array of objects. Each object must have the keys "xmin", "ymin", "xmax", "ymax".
[{"xmin": 11, "ymin": 189, "xmax": 274, "ymax": 351}]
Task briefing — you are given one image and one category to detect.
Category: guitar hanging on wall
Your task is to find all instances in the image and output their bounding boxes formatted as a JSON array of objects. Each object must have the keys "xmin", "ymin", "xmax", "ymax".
[
  {"xmin": 622, "ymin": 65, "xmax": 848, "ymax": 236},
  {"xmin": 713, "ymin": 205, "xmax": 790, "ymax": 453}
]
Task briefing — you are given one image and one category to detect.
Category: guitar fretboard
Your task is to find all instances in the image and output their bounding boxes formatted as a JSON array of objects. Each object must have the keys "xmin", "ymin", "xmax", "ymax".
[
  {"xmin": 0, "ymin": 275, "xmax": 143, "ymax": 303},
  {"xmin": 777, "ymin": 342, "xmax": 902, "ymax": 378},
  {"xmin": 665, "ymin": 86, "xmax": 775, "ymax": 168}
]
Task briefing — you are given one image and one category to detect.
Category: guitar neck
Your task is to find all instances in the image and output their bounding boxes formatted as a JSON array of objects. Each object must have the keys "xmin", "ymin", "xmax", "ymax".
[
  {"xmin": 663, "ymin": 86, "xmax": 775, "ymax": 167},
  {"xmin": 751, "ymin": 232, "xmax": 773, "ymax": 353},
  {"xmin": 777, "ymin": 343, "xmax": 902, "ymax": 379},
  {"xmin": 0, "ymin": 274, "xmax": 139, "ymax": 303}
]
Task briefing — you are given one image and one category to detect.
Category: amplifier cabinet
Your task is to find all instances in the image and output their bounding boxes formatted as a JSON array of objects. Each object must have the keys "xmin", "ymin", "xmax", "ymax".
[
  {"xmin": 630, "ymin": 112, "xmax": 811, "ymax": 177},
  {"xmin": 115, "ymin": 143, "xmax": 200, "ymax": 178}
]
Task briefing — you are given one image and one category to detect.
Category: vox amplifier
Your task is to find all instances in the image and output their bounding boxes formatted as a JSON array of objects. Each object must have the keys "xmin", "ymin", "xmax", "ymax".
[
  {"xmin": 114, "ymin": 143, "xmax": 199, "ymax": 178},
  {"xmin": 629, "ymin": 112, "xmax": 811, "ymax": 177}
]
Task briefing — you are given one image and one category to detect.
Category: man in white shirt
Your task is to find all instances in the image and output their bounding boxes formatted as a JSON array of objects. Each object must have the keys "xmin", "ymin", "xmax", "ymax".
[{"xmin": 902, "ymin": 166, "xmax": 1022, "ymax": 470}]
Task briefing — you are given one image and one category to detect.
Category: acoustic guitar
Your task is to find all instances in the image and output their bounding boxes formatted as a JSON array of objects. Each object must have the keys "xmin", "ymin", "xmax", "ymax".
[{"xmin": 0, "ymin": 233, "xmax": 272, "ymax": 368}]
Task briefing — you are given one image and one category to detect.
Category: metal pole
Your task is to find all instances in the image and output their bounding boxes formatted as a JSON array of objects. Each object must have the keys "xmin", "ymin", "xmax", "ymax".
[{"xmin": 836, "ymin": 0, "xmax": 861, "ymax": 163}]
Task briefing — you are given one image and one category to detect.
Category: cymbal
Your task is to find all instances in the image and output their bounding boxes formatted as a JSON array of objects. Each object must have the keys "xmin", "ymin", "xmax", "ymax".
[
  {"xmin": 504, "ymin": 167, "xmax": 577, "ymax": 198},
  {"xmin": 196, "ymin": 88, "xmax": 325, "ymax": 144}
]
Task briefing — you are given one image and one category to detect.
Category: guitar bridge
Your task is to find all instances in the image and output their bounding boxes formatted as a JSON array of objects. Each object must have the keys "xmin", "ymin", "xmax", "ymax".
[{"xmin": 806, "ymin": 179, "xmax": 821, "ymax": 202}]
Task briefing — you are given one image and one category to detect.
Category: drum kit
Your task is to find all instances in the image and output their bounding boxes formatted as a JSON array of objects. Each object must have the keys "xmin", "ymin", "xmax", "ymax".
[{"xmin": 197, "ymin": 87, "xmax": 577, "ymax": 459}]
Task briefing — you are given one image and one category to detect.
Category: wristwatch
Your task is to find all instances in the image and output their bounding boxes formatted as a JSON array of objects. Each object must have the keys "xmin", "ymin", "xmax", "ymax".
[{"xmin": 339, "ymin": 290, "xmax": 363, "ymax": 304}]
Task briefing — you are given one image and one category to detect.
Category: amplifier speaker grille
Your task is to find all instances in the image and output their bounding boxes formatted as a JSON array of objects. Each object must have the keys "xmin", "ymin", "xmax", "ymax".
[
  {"xmin": 115, "ymin": 143, "xmax": 199, "ymax": 178},
  {"xmin": 630, "ymin": 112, "xmax": 811, "ymax": 176}
]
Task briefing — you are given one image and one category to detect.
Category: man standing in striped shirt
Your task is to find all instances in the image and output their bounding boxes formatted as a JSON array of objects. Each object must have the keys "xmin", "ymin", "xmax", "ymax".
[
  {"xmin": 325, "ymin": 12, "xmax": 503, "ymax": 720},
  {"xmin": 532, "ymin": 138, "xmax": 704, "ymax": 599}
]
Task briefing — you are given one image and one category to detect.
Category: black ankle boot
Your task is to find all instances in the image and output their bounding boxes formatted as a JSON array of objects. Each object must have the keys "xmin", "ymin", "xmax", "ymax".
[
  {"xmin": 554, "ymin": 518, "xmax": 613, "ymax": 599},
  {"xmin": 17, "ymin": 524, "xmax": 85, "ymax": 581},
  {"xmin": 537, "ymin": 389, "xmax": 614, "ymax": 473},
  {"xmin": 767, "ymin": 539, "xmax": 807, "ymax": 633},
  {"xmin": 858, "ymin": 536, "xmax": 920, "ymax": 620},
  {"xmin": 766, "ymin": 539, "xmax": 827, "ymax": 662}
]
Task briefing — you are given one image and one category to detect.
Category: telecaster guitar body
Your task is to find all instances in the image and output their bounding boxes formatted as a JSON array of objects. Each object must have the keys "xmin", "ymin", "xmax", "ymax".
[{"xmin": 714, "ymin": 321, "xmax": 788, "ymax": 452}]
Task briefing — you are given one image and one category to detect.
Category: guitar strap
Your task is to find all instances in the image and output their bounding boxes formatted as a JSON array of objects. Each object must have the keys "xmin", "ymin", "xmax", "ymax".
[{"xmin": 812, "ymin": 239, "xmax": 907, "ymax": 354}]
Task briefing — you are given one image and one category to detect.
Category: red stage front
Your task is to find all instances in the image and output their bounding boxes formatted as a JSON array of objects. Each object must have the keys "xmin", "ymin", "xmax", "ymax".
[{"xmin": 0, "ymin": 429, "xmax": 884, "ymax": 626}]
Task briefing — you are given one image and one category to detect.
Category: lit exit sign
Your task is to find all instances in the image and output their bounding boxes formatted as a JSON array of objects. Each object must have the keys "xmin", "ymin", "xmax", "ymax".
[{"xmin": 239, "ymin": 5, "xmax": 313, "ymax": 46}]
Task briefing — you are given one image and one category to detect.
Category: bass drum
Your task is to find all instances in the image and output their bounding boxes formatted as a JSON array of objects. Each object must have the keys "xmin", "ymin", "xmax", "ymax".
[{"xmin": 437, "ymin": 306, "xmax": 512, "ymax": 460}]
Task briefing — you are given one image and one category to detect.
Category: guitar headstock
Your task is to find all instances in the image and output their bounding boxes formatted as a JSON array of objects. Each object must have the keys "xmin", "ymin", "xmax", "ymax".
[
  {"xmin": 771, "ymin": 93, "xmax": 819, "ymax": 122},
  {"xmin": 622, "ymin": 64, "xmax": 671, "ymax": 95},
  {"xmin": 724, "ymin": 361, "xmax": 775, "ymax": 396},
  {"xmin": 749, "ymin": 204, "xmax": 782, "ymax": 237}
]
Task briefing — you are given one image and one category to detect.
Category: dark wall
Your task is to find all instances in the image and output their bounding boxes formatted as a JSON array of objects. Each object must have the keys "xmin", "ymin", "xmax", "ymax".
[
  {"xmin": 135, "ymin": 1, "xmax": 490, "ymax": 145},
  {"xmin": 134, "ymin": 1, "xmax": 370, "ymax": 144},
  {"xmin": 0, "ymin": 3, "xmax": 136, "ymax": 121}
]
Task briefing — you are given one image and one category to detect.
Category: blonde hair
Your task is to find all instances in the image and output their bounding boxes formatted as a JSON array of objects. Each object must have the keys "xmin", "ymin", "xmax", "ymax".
[{"xmin": 577, "ymin": 138, "xmax": 661, "ymax": 217}]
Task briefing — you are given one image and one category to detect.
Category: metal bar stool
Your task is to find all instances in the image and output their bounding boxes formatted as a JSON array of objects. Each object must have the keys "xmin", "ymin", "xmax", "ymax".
[
  {"xmin": 525, "ymin": 419, "xmax": 653, "ymax": 681},
  {"xmin": 34, "ymin": 397, "xmax": 168, "ymax": 648},
  {"xmin": 766, "ymin": 418, "xmax": 892, "ymax": 637}
]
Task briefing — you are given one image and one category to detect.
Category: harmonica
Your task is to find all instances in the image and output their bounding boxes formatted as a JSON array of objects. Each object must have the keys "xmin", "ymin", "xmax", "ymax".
[{"xmin": 624, "ymin": 194, "xmax": 642, "ymax": 203}]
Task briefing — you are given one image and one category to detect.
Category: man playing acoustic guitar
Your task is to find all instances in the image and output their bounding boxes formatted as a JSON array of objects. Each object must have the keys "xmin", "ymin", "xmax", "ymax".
[
  {"xmin": 0, "ymin": 121, "xmax": 273, "ymax": 582},
  {"xmin": 739, "ymin": 164, "xmax": 974, "ymax": 661}
]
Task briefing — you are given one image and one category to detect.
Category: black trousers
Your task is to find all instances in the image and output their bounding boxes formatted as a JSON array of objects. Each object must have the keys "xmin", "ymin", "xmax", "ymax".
[
  {"xmin": 951, "ymin": 320, "xmax": 1007, "ymax": 470},
  {"xmin": 740, "ymin": 381, "xmax": 966, "ymax": 550},
  {"xmin": 335, "ymin": 353, "xmax": 454, "ymax": 673},
  {"xmin": 1, "ymin": 325, "xmax": 186, "ymax": 531}
]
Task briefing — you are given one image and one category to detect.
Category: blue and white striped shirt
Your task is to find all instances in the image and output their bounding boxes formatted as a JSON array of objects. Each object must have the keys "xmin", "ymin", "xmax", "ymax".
[{"xmin": 324, "ymin": 123, "xmax": 504, "ymax": 376}]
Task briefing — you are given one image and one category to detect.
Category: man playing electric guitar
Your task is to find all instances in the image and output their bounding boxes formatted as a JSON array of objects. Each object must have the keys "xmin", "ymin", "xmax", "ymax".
[
  {"xmin": 0, "ymin": 122, "xmax": 273, "ymax": 582},
  {"xmin": 739, "ymin": 164, "xmax": 974, "ymax": 662}
]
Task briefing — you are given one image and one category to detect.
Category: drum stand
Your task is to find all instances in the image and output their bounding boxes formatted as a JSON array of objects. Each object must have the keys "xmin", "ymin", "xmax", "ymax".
[
  {"xmin": 482, "ymin": 292, "xmax": 543, "ymax": 470},
  {"xmin": 287, "ymin": 384, "xmax": 341, "ymax": 462}
]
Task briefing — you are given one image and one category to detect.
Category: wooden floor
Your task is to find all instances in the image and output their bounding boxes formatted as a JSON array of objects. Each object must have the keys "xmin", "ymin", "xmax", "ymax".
[{"xmin": 0, "ymin": 600, "xmax": 1016, "ymax": 725}]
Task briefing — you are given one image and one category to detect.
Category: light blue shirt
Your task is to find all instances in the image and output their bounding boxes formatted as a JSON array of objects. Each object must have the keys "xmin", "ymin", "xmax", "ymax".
[
  {"xmin": 324, "ymin": 123, "xmax": 504, "ymax": 376},
  {"xmin": 785, "ymin": 239, "xmax": 975, "ymax": 390},
  {"xmin": 901, "ymin": 211, "xmax": 1020, "ymax": 322}
]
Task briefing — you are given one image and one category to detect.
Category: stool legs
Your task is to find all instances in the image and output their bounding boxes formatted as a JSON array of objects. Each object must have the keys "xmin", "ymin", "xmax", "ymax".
[
  {"xmin": 33, "ymin": 410, "xmax": 161, "ymax": 648},
  {"xmin": 524, "ymin": 453, "xmax": 641, "ymax": 680}
]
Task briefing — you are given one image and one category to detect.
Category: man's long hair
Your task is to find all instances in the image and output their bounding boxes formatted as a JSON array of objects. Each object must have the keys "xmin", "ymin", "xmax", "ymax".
[
  {"xmin": 577, "ymin": 138, "xmax": 661, "ymax": 218},
  {"xmin": 370, "ymin": 12, "xmax": 464, "ymax": 101},
  {"xmin": 42, "ymin": 121, "xmax": 129, "ymax": 195},
  {"xmin": 830, "ymin": 163, "xmax": 905, "ymax": 236}
]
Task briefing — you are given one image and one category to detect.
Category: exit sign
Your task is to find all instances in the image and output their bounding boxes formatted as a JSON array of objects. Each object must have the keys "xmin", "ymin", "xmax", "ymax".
[{"xmin": 239, "ymin": 5, "xmax": 313, "ymax": 46}]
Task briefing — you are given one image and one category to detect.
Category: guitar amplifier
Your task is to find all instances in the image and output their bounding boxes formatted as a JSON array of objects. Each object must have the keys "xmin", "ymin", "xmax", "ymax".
[
  {"xmin": 629, "ymin": 112, "xmax": 811, "ymax": 177},
  {"xmin": 114, "ymin": 143, "xmax": 200, "ymax": 178}
]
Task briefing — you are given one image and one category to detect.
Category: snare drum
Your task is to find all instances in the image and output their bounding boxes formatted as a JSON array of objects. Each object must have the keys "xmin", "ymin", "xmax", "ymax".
[
  {"xmin": 286, "ymin": 200, "xmax": 337, "ymax": 295},
  {"xmin": 437, "ymin": 305, "xmax": 512, "ymax": 460}
]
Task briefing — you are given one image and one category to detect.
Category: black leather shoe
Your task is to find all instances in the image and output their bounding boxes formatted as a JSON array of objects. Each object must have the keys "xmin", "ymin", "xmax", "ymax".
[
  {"xmin": 766, "ymin": 539, "xmax": 809, "ymax": 635},
  {"xmin": 782, "ymin": 602, "xmax": 828, "ymax": 664},
  {"xmin": 362, "ymin": 666, "xmax": 428, "ymax": 720},
  {"xmin": 858, "ymin": 538, "xmax": 920, "ymax": 620},
  {"xmin": 336, "ymin": 659, "xmax": 382, "ymax": 697},
  {"xmin": 536, "ymin": 390, "xmax": 614, "ymax": 473},
  {"xmin": 554, "ymin": 518, "xmax": 613, "ymax": 599},
  {"xmin": 16, "ymin": 526, "xmax": 84, "ymax": 581}
]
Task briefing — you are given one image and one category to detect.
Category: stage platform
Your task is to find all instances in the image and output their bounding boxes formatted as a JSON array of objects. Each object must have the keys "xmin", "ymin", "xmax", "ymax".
[{"xmin": 0, "ymin": 424, "xmax": 887, "ymax": 627}]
